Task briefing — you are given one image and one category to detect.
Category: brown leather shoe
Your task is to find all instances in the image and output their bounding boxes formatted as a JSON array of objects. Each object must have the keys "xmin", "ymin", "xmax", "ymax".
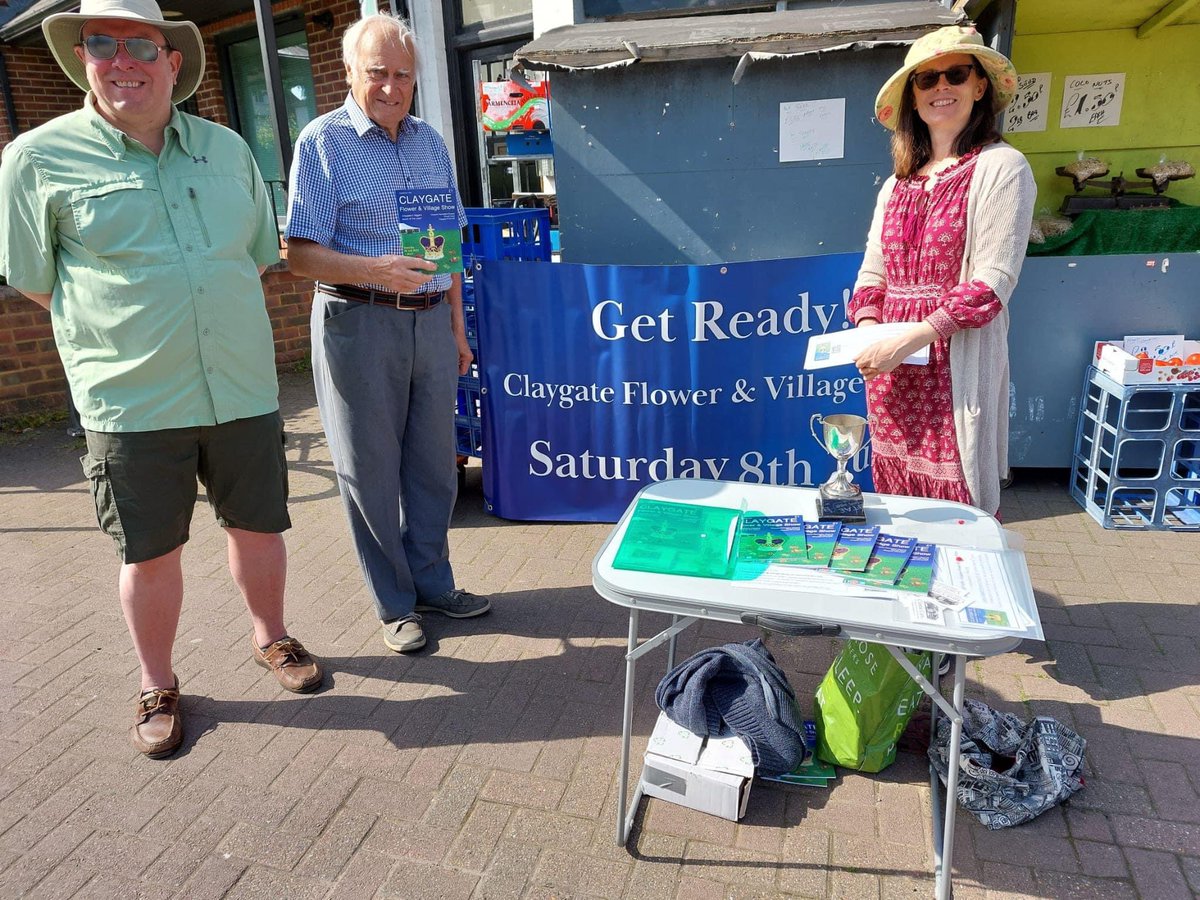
[
  {"xmin": 130, "ymin": 678, "xmax": 183, "ymax": 759},
  {"xmin": 252, "ymin": 636, "xmax": 323, "ymax": 693}
]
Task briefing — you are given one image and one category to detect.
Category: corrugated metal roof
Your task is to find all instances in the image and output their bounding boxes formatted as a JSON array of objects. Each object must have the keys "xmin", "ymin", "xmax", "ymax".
[
  {"xmin": 1, "ymin": 0, "xmax": 262, "ymax": 43},
  {"xmin": 515, "ymin": 1, "xmax": 962, "ymax": 71},
  {"xmin": 0, "ymin": 0, "xmax": 71, "ymax": 42}
]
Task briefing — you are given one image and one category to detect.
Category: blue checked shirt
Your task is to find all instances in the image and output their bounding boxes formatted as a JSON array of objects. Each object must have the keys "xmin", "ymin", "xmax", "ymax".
[{"xmin": 285, "ymin": 95, "xmax": 466, "ymax": 293}]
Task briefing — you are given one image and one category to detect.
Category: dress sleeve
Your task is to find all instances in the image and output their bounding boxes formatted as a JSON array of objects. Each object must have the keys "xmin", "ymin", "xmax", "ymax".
[
  {"xmin": 925, "ymin": 279, "xmax": 1003, "ymax": 337},
  {"xmin": 849, "ymin": 178, "xmax": 894, "ymax": 324},
  {"xmin": 925, "ymin": 151, "xmax": 1036, "ymax": 337}
]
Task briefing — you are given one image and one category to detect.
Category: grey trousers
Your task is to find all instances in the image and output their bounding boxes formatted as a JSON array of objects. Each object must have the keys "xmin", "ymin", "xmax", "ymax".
[{"xmin": 311, "ymin": 292, "xmax": 458, "ymax": 622}]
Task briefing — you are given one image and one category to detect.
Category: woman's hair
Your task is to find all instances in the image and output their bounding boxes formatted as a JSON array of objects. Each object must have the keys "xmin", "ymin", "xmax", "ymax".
[{"xmin": 889, "ymin": 58, "xmax": 1001, "ymax": 179}]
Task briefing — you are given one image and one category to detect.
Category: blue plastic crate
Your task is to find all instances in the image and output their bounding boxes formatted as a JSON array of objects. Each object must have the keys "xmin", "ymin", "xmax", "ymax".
[
  {"xmin": 455, "ymin": 209, "xmax": 551, "ymax": 461},
  {"xmin": 456, "ymin": 375, "xmax": 481, "ymax": 420},
  {"xmin": 1069, "ymin": 366, "xmax": 1200, "ymax": 530},
  {"xmin": 455, "ymin": 413, "xmax": 483, "ymax": 457},
  {"xmin": 462, "ymin": 207, "xmax": 552, "ymax": 263},
  {"xmin": 507, "ymin": 130, "xmax": 553, "ymax": 156},
  {"xmin": 462, "ymin": 299, "xmax": 478, "ymax": 352}
]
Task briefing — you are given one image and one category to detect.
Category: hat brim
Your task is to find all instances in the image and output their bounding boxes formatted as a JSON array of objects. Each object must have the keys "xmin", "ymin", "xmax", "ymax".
[
  {"xmin": 875, "ymin": 44, "xmax": 1017, "ymax": 131},
  {"xmin": 42, "ymin": 12, "xmax": 205, "ymax": 105}
]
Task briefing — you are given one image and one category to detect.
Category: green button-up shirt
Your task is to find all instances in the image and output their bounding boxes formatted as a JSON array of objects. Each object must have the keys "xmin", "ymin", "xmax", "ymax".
[{"xmin": 0, "ymin": 97, "xmax": 281, "ymax": 432}]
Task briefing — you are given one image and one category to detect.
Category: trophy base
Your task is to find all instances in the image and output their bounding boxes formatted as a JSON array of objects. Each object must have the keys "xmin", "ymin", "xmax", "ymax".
[{"xmin": 816, "ymin": 495, "xmax": 866, "ymax": 523}]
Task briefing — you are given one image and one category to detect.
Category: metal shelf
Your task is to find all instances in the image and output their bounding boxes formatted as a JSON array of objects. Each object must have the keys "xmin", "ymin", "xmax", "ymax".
[{"xmin": 488, "ymin": 154, "xmax": 554, "ymax": 163}]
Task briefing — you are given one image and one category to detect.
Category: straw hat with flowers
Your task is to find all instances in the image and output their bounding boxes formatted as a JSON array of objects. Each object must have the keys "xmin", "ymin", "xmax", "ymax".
[{"xmin": 875, "ymin": 25, "xmax": 1018, "ymax": 131}]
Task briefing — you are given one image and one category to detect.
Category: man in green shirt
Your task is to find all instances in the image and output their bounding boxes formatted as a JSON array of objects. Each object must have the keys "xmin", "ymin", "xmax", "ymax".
[{"xmin": 0, "ymin": 0, "xmax": 323, "ymax": 759}]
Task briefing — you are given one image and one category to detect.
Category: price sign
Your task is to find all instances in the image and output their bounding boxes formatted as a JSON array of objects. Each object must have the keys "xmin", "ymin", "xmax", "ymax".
[
  {"xmin": 1003, "ymin": 72, "xmax": 1050, "ymax": 133},
  {"xmin": 1059, "ymin": 73, "xmax": 1125, "ymax": 129}
]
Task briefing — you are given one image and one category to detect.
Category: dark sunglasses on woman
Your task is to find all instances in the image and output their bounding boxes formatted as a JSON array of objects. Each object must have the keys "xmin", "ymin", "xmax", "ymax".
[
  {"xmin": 80, "ymin": 34, "xmax": 172, "ymax": 63},
  {"xmin": 911, "ymin": 63, "xmax": 977, "ymax": 92}
]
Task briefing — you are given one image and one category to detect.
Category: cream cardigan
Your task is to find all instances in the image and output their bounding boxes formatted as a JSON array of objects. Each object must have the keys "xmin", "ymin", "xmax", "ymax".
[{"xmin": 853, "ymin": 142, "xmax": 1036, "ymax": 515}]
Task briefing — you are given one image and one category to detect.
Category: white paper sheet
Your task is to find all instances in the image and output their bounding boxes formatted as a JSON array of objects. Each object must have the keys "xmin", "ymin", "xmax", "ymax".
[
  {"xmin": 1003, "ymin": 73, "xmax": 1050, "ymax": 134},
  {"xmin": 731, "ymin": 561, "xmax": 893, "ymax": 598},
  {"xmin": 933, "ymin": 547, "xmax": 1034, "ymax": 628},
  {"xmin": 1059, "ymin": 73, "xmax": 1125, "ymax": 129},
  {"xmin": 908, "ymin": 596, "xmax": 946, "ymax": 625},
  {"xmin": 779, "ymin": 98, "xmax": 845, "ymax": 163},
  {"xmin": 804, "ymin": 324, "xmax": 930, "ymax": 371}
]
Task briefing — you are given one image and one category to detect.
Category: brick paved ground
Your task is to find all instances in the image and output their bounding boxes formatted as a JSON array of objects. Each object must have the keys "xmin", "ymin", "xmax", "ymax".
[{"xmin": 1, "ymin": 373, "xmax": 1198, "ymax": 899}]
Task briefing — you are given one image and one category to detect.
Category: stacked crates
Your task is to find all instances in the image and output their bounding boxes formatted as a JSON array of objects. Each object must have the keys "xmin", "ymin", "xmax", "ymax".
[
  {"xmin": 455, "ymin": 207, "xmax": 553, "ymax": 459},
  {"xmin": 462, "ymin": 208, "xmax": 553, "ymax": 265},
  {"xmin": 454, "ymin": 291, "xmax": 483, "ymax": 457},
  {"xmin": 1070, "ymin": 366, "xmax": 1200, "ymax": 530}
]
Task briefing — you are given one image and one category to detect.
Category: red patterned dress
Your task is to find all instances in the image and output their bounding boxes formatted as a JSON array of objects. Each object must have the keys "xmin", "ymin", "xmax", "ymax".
[{"xmin": 849, "ymin": 148, "xmax": 1004, "ymax": 504}]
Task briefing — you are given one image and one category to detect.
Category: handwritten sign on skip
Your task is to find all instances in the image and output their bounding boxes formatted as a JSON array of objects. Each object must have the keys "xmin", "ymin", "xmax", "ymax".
[
  {"xmin": 1059, "ymin": 73, "xmax": 1125, "ymax": 129},
  {"xmin": 1003, "ymin": 72, "xmax": 1050, "ymax": 133},
  {"xmin": 779, "ymin": 98, "xmax": 845, "ymax": 163}
]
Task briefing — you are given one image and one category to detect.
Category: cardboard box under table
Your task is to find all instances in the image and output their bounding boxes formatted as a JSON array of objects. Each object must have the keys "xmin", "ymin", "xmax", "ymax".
[
  {"xmin": 592, "ymin": 479, "xmax": 1044, "ymax": 900},
  {"xmin": 641, "ymin": 712, "xmax": 754, "ymax": 821}
]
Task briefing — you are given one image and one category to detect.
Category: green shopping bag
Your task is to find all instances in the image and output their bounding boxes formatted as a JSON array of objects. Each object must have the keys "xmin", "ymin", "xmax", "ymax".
[{"xmin": 814, "ymin": 640, "xmax": 931, "ymax": 773}]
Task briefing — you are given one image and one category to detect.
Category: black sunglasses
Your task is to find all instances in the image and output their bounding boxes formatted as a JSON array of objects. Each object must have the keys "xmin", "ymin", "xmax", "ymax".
[
  {"xmin": 81, "ymin": 34, "xmax": 172, "ymax": 63},
  {"xmin": 911, "ymin": 63, "xmax": 977, "ymax": 91}
]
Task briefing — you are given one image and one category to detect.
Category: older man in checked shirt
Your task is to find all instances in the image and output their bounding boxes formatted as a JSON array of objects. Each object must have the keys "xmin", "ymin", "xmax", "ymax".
[{"xmin": 286, "ymin": 13, "xmax": 489, "ymax": 654}]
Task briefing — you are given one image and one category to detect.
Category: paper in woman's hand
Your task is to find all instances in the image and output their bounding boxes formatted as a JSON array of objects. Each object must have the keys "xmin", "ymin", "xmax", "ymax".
[{"xmin": 804, "ymin": 324, "xmax": 930, "ymax": 370}]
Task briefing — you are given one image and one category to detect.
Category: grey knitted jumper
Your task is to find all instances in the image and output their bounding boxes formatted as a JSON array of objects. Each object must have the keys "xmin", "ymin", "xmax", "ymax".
[{"xmin": 655, "ymin": 639, "xmax": 807, "ymax": 777}]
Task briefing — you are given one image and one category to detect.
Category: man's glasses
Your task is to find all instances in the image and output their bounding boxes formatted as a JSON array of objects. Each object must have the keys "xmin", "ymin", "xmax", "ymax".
[
  {"xmin": 911, "ymin": 63, "xmax": 977, "ymax": 91},
  {"xmin": 81, "ymin": 34, "xmax": 171, "ymax": 63}
]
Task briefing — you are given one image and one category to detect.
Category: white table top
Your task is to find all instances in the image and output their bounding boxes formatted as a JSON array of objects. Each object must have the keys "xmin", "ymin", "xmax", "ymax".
[{"xmin": 592, "ymin": 479, "xmax": 1044, "ymax": 657}]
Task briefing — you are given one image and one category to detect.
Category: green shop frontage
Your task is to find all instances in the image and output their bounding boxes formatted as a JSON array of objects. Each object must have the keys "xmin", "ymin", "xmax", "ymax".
[{"xmin": 972, "ymin": 0, "xmax": 1200, "ymax": 478}]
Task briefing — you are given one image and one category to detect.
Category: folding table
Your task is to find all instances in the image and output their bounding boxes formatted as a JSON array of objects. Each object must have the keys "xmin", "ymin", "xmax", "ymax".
[{"xmin": 592, "ymin": 478, "xmax": 1044, "ymax": 900}]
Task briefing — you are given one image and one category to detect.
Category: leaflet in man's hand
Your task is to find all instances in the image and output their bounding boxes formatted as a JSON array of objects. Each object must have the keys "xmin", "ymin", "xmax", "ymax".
[{"xmin": 395, "ymin": 187, "xmax": 463, "ymax": 274}]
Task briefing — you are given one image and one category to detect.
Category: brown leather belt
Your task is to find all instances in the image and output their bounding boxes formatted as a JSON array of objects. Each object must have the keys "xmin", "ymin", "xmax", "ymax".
[{"xmin": 317, "ymin": 282, "xmax": 444, "ymax": 310}]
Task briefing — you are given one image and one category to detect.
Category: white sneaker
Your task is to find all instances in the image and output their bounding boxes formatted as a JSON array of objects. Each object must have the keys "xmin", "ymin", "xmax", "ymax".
[{"xmin": 381, "ymin": 615, "xmax": 426, "ymax": 653}]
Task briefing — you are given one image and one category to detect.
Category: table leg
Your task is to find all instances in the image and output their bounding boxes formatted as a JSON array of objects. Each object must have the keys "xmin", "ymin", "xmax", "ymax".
[
  {"xmin": 935, "ymin": 654, "xmax": 967, "ymax": 900},
  {"xmin": 616, "ymin": 607, "xmax": 640, "ymax": 846},
  {"xmin": 667, "ymin": 614, "xmax": 679, "ymax": 671},
  {"xmin": 929, "ymin": 653, "xmax": 943, "ymax": 877}
]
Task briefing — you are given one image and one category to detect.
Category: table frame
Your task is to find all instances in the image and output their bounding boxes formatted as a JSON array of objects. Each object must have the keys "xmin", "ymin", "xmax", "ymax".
[{"xmin": 594, "ymin": 480, "xmax": 1041, "ymax": 900}]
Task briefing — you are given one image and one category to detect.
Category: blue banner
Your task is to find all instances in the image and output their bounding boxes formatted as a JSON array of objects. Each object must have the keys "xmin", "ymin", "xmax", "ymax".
[{"xmin": 475, "ymin": 254, "xmax": 873, "ymax": 521}]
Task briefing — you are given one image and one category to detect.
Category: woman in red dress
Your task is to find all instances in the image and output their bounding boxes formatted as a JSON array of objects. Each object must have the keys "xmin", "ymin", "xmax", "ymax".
[{"xmin": 850, "ymin": 26, "xmax": 1036, "ymax": 516}]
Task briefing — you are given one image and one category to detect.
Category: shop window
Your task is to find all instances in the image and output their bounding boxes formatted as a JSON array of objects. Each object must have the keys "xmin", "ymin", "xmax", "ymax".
[
  {"xmin": 222, "ymin": 21, "xmax": 318, "ymax": 222},
  {"xmin": 460, "ymin": 0, "xmax": 532, "ymax": 27}
]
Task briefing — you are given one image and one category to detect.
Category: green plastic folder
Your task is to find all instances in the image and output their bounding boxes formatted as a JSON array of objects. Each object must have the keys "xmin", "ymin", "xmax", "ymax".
[{"xmin": 612, "ymin": 499, "xmax": 742, "ymax": 579}]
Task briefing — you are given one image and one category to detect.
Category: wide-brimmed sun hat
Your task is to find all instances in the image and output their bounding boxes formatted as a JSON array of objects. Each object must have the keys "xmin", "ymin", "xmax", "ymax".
[
  {"xmin": 43, "ymin": 0, "xmax": 205, "ymax": 104},
  {"xmin": 875, "ymin": 24, "xmax": 1018, "ymax": 131}
]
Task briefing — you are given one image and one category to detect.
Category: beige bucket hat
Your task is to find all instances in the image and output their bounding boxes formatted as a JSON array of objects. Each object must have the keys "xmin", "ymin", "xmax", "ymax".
[
  {"xmin": 43, "ymin": 0, "xmax": 205, "ymax": 104},
  {"xmin": 875, "ymin": 25, "xmax": 1018, "ymax": 131}
]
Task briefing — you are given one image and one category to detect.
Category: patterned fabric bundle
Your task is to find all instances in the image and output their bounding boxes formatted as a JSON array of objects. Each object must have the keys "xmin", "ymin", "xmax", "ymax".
[{"xmin": 929, "ymin": 699, "xmax": 1086, "ymax": 829}]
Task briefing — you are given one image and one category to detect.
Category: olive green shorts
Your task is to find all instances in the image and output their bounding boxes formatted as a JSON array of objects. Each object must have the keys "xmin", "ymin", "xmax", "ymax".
[{"xmin": 81, "ymin": 411, "xmax": 291, "ymax": 564}]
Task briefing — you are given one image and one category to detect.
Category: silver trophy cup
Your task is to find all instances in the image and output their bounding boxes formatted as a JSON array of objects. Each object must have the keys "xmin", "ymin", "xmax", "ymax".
[{"xmin": 809, "ymin": 413, "xmax": 871, "ymax": 521}]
